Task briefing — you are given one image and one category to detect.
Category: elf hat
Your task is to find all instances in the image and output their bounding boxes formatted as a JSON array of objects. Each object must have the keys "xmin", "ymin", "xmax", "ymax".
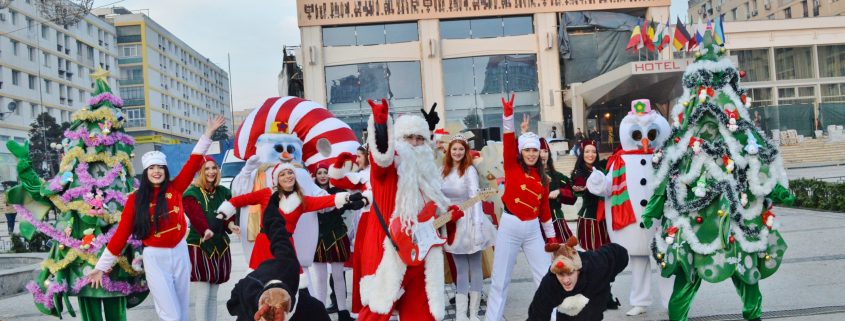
[
  {"xmin": 539, "ymin": 137, "xmax": 550, "ymax": 151},
  {"xmin": 545, "ymin": 236, "xmax": 583, "ymax": 274}
]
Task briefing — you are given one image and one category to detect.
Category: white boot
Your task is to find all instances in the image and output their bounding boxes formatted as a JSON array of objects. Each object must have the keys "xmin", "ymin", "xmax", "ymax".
[
  {"xmin": 626, "ymin": 306, "xmax": 647, "ymax": 316},
  {"xmin": 455, "ymin": 293, "xmax": 469, "ymax": 321},
  {"xmin": 468, "ymin": 291, "xmax": 481, "ymax": 321}
]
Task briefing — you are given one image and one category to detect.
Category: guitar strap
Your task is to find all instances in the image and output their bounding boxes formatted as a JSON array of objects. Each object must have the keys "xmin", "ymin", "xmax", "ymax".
[{"xmin": 370, "ymin": 201, "xmax": 398, "ymax": 250}]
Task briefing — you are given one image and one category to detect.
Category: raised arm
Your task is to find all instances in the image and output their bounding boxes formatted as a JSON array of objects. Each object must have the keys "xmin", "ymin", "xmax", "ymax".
[
  {"xmin": 501, "ymin": 94, "xmax": 520, "ymax": 176},
  {"xmin": 366, "ymin": 98, "xmax": 395, "ymax": 171},
  {"xmin": 172, "ymin": 116, "xmax": 226, "ymax": 192}
]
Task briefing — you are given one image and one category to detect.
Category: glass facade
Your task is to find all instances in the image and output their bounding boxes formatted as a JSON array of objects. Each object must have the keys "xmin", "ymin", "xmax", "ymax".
[
  {"xmin": 325, "ymin": 61, "xmax": 423, "ymax": 134},
  {"xmin": 442, "ymin": 54, "xmax": 539, "ymax": 132},
  {"xmin": 774, "ymin": 47, "xmax": 815, "ymax": 80},
  {"xmin": 734, "ymin": 49, "xmax": 771, "ymax": 82},
  {"xmin": 818, "ymin": 44, "xmax": 845, "ymax": 78},
  {"xmin": 440, "ymin": 16, "xmax": 533, "ymax": 40},
  {"xmin": 323, "ymin": 22, "xmax": 419, "ymax": 47}
]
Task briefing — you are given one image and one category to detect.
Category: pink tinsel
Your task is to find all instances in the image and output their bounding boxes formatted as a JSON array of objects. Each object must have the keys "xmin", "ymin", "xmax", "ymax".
[
  {"xmin": 14, "ymin": 205, "xmax": 141, "ymax": 253},
  {"xmin": 27, "ymin": 281, "xmax": 67, "ymax": 309},
  {"xmin": 75, "ymin": 162, "xmax": 125, "ymax": 189},
  {"xmin": 65, "ymin": 128, "xmax": 135, "ymax": 147},
  {"xmin": 87, "ymin": 93, "xmax": 124, "ymax": 107},
  {"xmin": 60, "ymin": 186, "xmax": 126, "ymax": 206},
  {"xmin": 48, "ymin": 177, "xmax": 64, "ymax": 192},
  {"xmin": 73, "ymin": 275, "xmax": 147, "ymax": 295}
]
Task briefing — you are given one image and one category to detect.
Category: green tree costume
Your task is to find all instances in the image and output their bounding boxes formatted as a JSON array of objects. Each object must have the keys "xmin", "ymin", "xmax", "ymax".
[
  {"xmin": 6, "ymin": 69, "xmax": 148, "ymax": 320},
  {"xmin": 642, "ymin": 30, "xmax": 794, "ymax": 321}
]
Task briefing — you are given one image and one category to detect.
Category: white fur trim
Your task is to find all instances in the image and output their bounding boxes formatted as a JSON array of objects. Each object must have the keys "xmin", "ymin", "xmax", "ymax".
[
  {"xmin": 279, "ymin": 193, "xmax": 302, "ymax": 214},
  {"xmin": 217, "ymin": 201, "xmax": 237, "ymax": 219},
  {"xmin": 328, "ymin": 161, "xmax": 353, "ymax": 180},
  {"xmin": 541, "ymin": 219, "xmax": 556, "ymax": 239},
  {"xmin": 359, "ymin": 238, "xmax": 407, "ymax": 314},
  {"xmin": 393, "ymin": 115, "xmax": 430, "ymax": 141},
  {"xmin": 586, "ymin": 170, "xmax": 609, "ymax": 197},
  {"xmin": 191, "ymin": 135, "xmax": 212, "ymax": 155},
  {"xmin": 557, "ymin": 294, "xmax": 590, "ymax": 316},
  {"xmin": 503, "ymin": 115, "xmax": 515, "ymax": 133},
  {"xmin": 367, "ymin": 115, "xmax": 395, "ymax": 168},
  {"xmin": 298, "ymin": 272, "xmax": 309, "ymax": 289},
  {"xmin": 94, "ymin": 248, "xmax": 118, "ymax": 272},
  {"xmin": 424, "ymin": 248, "xmax": 446, "ymax": 320},
  {"xmin": 334, "ymin": 192, "xmax": 349, "ymax": 209}
]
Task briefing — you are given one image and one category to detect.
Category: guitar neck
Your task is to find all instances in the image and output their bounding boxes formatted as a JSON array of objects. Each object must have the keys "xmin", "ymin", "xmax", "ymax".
[{"xmin": 432, "ymin": 189, "xmax": 495, "ymax": 229}]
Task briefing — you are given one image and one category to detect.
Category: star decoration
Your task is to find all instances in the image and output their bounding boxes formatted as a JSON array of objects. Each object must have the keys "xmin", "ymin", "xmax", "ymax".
[{"xmin": 90, "ymin": 67, "xmax": 111, "ymax": 83}]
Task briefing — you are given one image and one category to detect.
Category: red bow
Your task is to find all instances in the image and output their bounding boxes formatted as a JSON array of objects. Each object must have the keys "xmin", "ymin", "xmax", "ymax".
[
  {"xmin": 724, "ymin": 109, "xmax": 739, "ymax": 120},
  {"xmin": 666, "ymin": 226, "xmax": 679, "ymax": 236},
  {"xmin": 688, "ymin": 137, "xmax": 702, "ymax": 147}
]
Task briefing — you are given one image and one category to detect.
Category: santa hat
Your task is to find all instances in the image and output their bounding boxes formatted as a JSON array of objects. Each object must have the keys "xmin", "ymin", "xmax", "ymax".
[
  {"xmin": 518, "ymin": 132, "xmax": 541, "ymax": 151},
  {"xmin": 142, "ymin": 151, "xmax": 167, "ymax": 170},
  {"xmin": 434, "ymin": 128, "xmax": 450, "ymax": 142},
  {"xmin": 546, "ymin": 236, "xmax": 583, "ymax": 274},
  {"xmin": 394, "ymin": 115, "xmax": 430, "ymax": 143},
  {"xmin": 202, "ymin": 155, "xmax": 217, "ymax": 164},
  {"xmin": 539, "ymin": 137, "xmax": 550, "ymax": 151},
  {"xmin": 271, "ymin": 162, "xmax": 297, "ymax": 190}
]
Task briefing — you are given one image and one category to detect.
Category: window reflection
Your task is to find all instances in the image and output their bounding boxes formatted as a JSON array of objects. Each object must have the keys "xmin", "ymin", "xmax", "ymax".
[
  {"xmin": 440, "ymin": 16, "xmax": 533, "ymax": 40},
  {"xmin": 775, "ymin": 47, "xmax": 815, "ymax": 80},
  {"xmin": 443, "ymin": 54, "xmax": 540, "ymax": 132},
  {"xmin": 818, "ymin": 45, "xmax": 845, "ymax": 78},
  {"xmin": 734, "ymin": 49, "xmax": 770, "ymax": 82},
  {"xmin": 323, "ymin": 23, "xmax": 419, "ymax": 46}
]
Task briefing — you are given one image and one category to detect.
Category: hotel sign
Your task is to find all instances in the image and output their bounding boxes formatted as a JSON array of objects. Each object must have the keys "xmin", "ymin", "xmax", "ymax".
[
  {"xmin": 297, "ymin": 0, "xmax": 672, "ymax": 27},
  {"xmin": 631, "ymin": 56, "xmax": 738, "ymax": 75}
]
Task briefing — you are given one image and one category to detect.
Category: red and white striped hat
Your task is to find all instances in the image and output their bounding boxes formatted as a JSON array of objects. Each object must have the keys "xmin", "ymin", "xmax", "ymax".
[{"xmin": 234, "ymin": 97, "xmax": 360, "ymax": 172}]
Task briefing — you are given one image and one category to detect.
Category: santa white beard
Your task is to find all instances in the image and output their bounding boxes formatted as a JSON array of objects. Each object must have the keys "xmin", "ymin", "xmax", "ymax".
[{"xmin": 394, "ymin": 140, "xmax": 450, "ymax": 233}]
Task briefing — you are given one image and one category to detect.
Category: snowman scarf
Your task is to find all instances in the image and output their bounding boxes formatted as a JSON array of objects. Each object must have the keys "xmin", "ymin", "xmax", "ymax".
[{"xmin": 598, "ymin": 148, "xmax": 653, "ymax": 231}]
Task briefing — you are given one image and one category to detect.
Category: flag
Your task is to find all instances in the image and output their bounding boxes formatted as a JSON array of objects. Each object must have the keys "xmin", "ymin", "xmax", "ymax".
[
  {"xmin": 673, "ymin": 17, "xmax": 691, "ymax": 52},
  {"xmin": 694, "ymin": 18, "xmax": 704, "ymax": 47},
  {"xmin": 714, "ymin": 14, "xmax": 726, "ymax": 45},
  {"xmin": 656, "ymin": 18, "xmax": 671, "ymax": 51},
  {"xmin": 626, "ymin": 21, "xmax": 642, "ymax": 52},
  {"xmin": 686, "ymin": 17, "xmax": 699, "ymax": 50},
  {"xmin": 642, "ymin": 18, "xmax": 656, "ymax": 51}
]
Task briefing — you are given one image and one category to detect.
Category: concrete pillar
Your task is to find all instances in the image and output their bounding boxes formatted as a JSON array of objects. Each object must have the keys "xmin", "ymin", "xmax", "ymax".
[
  {"xmin": 300, "ymin": 26, "xmax": 327, "ymax": 105},
  {"xmin": 534, "ymin": 12, "xmax": 564, "ymax": 123},
  {"xmin": 570, "ymin": 83, "xmax": 586, "ymax": 133},
  {"xmin": 417, "ymin": 19, "xmax": 446, "ymax": 127}
]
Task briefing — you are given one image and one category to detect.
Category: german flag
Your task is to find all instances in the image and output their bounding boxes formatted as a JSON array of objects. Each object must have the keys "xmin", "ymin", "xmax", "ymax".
[{"xmin": 673, "ymin": 17, "xmax": 691, "ymax": 52}]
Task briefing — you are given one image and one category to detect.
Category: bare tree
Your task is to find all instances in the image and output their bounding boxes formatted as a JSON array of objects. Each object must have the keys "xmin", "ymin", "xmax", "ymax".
[{"xmin": 36, "ymin": 0, "xmax": 94, "ymax": 26}]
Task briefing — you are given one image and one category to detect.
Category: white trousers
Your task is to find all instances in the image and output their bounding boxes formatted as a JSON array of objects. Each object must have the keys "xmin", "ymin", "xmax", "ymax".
[
  {"xmin": 311, "ymin": 262, "xmax": 348, "ymax": 311},
  {"xmin": 191, "ymin": 282, "xmax": 219, "ymax": 321},
  {"xmin": 239, "ymin": 209, "xmax": 255, "ymax": 268},
  {"xmin": 628, "ymin": 255, "xmax": 674, "ymax": 308},
  {"xmin": 485, "ymin": 214, "xmax": 550, "ymax": 321},
  {"xmin": 143, "ymin": 241, "xmax": 191, "ymax": 321}
]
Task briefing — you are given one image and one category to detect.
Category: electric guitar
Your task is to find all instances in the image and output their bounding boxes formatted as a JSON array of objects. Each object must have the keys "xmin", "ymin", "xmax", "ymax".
[{"xmin": 390, "ymin": 189, "xmax": 497, "ymax": 267}]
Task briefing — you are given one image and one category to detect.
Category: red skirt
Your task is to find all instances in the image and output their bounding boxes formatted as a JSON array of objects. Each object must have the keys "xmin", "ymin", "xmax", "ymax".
[
  {"xmin": 188, "ymin": 244, "xmax": 232, "ymax": 284},
  {"xmin": 552, "ymin": 218, "xmax": 575, "ymax": 243},
  {"xmin": 577, "ymin": 217, "xmax": 610, "ymax": 251}
]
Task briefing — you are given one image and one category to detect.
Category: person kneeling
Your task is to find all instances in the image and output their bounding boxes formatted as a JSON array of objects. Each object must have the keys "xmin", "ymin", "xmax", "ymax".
[
  {"xmin": 526, "ymin": 237, "xmax": 628, "ymax": 321},
  {"xmin": 226, "ymin": 191, "xmax": 332, "ymax": 321}
]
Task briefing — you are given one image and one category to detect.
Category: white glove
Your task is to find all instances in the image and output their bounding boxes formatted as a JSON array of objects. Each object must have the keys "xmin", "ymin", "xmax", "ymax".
[
  {"xmin": 244, "ymin": 155, "xmax": 261, "ymax": 173},
  {"xmin": 557, "ymin": 294, "xmax": 590, "ymax": 316},
  {"xmin": 586, "ymin": 170, "xmax": 609, "ymax": 197}
]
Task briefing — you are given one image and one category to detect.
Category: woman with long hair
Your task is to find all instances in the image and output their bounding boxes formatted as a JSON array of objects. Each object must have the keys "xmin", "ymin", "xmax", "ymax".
[
  {"xmin": 216, "ymin": 163, "xmax": 365, "ymax": 270},
  {"xmin": 538, "ymin": 138, "xmax": 576, "ymax": 243},
  {"xmin": 89, "ymin": 116, "xmax": 226, "ymax": 321},
  {"xmin": 312, "ymin": 162, "xmax": 354, "ymax": 321},
  {"xmin": 328, "ymin": 146, "xmax": 371, "ymax": 317},
  {"xmin": 485, "ymin": 95, "xmax": 558, "ymax": 321},
  {"xmin": 441, "ymin": 136, "xmax": 496, "ymax": 321},
  {"xmin": 183, "ymin": 156, "xmax": 238, "ymax": 321}
]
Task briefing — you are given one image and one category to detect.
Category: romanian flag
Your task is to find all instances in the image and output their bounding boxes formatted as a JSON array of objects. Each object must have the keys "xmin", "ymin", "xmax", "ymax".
[
  {"xmin": 673, "ymin": 17, "xmax": 691, "ymax": 52},
  {"xmin": 642, "ymin": 18, "xmax": 656, "ymax": 51},
  {"xmin": 714, "ymin": 14, "xmax": 726, "ymax": 45},
  {"xmin": 626, "ymin": 23, "xmax": 642, "ymax": 52}
]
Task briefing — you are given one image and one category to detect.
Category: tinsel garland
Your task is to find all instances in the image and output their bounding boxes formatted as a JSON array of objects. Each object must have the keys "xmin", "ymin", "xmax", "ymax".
[
  {"xmin": 682, "ymin": 68, "xmax": 739, "ymax": 91},
  {"xmin": 59, "ymin": 186, "xmax": 127, "ymax": 206},
  {"xmin": 42, "ymin": 249, "xmax": 140, "ymax": 276},
  {"xmin": 58, "ymin": 148, "xmax": 133, "ymax": 175},
  {"xmin": 65, "ymin": 128, "xmax": 135, "ymax": 148},
  {"xmin": 48, "ymin": 197, "xmax": 117, "ymax": 223},
  {"xmin": 87, "ymin": 92, "xmax": 125, "ymax": 108},
  {"xmin": 14, "ymin": 205, "xmax": 139, "ymax": 253},
  {"xmin": 72, "ymin": 275, "xmax": 147, "ymax": 295},
  {"xmin": 71, "ymin": 108, "xmax": 123, "ymax": 128},
  {"xmin": 26, "ymin": 281, "xmax": 67, "ymax": 309},
  {"xmin": 75, "ymin": 162, "xmax": 127, "ymax": 189}
]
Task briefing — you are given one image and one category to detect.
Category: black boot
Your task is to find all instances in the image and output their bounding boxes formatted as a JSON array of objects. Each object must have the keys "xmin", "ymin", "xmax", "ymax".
[
  {"xmin": 337, "ymin": 310, "xmax": 354, "ymax": 321},
  {"xmin": 606, "ymin": 292, "xmax": 620, "ymax": 310}
]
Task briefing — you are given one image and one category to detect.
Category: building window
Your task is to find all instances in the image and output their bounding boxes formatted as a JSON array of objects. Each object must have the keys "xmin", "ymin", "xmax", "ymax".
[
  {"xmin": 732, "ymin": 8, "xmax": 738, "ymax": 21},
  {"xmin": 12, "ymin": 70, "xmax": 20, "ymax": 86},
  {"xmin": 820, "ymin": 83, "xmax": 845, "ymax": 103},
  {"xmin": 42, "ymin": 25, "xmax": 49, "ymax": 39},
  {"xmin": 10, "ymin": 10, "xmax": 17, "ymax": 25},
  {"xmin": 119, "ymin": 44, "xmax": 140, "ymax": 58},
  {"xmin": 778, "ymin": 86, "xmax": 815, "ymax": 105},
  {"xmin": 28, "ymin": 45, "xmax": 35, "ymax": 61},
  {"xmin": 44, "ymin": 80, "xmax": 52, "ymax": 93},
  {"xmin": 117, "ymin": 25, "xmax": 142, "ymax": 43},
  {"xmin": 322, "ymin": 22, "xmax": 418, "ymax": 46},
  {"xmin": 734, "ymin": 49, "xmax": 771, "ymax": 82},
  {"xmin": 775, "ymin": 47, "xmax": 814, "ymax": 80},
  {"xmin": 325, "ymin": 61, "xmax": 423, "ymax": 132},
  {"xmin": 442, "ymin": 54, "xmax": 539, "ymax": 131},
  {"xmin": 28, "ymin": 74, "xmax": 36, "ymax": 89},
  {"xmin": 818, "ymin": 45, "xmax": 845, "ymax": 78},
  {"xmin": 748, "ymin": 88, "xmax": 773, "ymax": 107},
  {"xmin": 440, "ymin": 16, "xmax": 533, "ymax": 40},
  {"xmin": 126, "ymin": 108, "xmax": 145, "ymax": 127},
  {"xmin": 120, "ymin": 66, "xmax": 143, "ymax": 85},
  {"xmin": 783, "ymin": 7, "xmax": 792, "ymax": 18},
  {"xmin": 10, "ymin": 40, "xmax": 18, "ymax": 56}
]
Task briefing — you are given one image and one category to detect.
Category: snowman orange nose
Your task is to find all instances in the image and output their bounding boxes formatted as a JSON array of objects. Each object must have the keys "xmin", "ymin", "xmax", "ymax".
[{"xmin": 641, "ymin": 138, "xmax": 650, "ymax": 151}]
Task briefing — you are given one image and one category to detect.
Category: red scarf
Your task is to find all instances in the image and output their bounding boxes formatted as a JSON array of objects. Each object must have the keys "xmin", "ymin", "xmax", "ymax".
[{"xmin": 597, "ymin": 148, "xmax": 653, "ymax": 231}]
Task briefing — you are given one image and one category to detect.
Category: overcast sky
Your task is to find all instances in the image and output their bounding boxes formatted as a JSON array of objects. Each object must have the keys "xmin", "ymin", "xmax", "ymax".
[{"xmin": 99, "ymin": 0, "xmax": 687, "ymax": 112}]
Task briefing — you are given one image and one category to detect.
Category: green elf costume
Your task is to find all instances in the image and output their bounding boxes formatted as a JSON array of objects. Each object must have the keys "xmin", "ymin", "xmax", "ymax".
[{"xmin": 642, "ymin": 29, "xmax": 794, "ymax": 321}]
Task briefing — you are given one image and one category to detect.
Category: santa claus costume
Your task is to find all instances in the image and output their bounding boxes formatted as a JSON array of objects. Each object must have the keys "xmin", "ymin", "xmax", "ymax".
[
  {"xmin": 216, "ymin": 163, "xmax": 360, "ymax": 270},
  {"xmin": 485, "ymin": 94, "xmax": 558, "ymax": 321},
  {"xmin": 356, "ymin": 98, "xmax": 463, "ymax": 321},
  {"xmin": 441, "ymin": 136, "xmax": 496, "ymax": 321},
  {"xmin": 328, "ymin": 146, "xmax": 372, "ymax": 316},
  {"xmin": 91, "ymin": 117, "xmax": 224, "ymax": 321}
]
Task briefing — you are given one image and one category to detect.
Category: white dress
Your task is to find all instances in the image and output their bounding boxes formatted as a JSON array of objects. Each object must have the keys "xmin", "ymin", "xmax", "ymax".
[{"xmin": 441, "ymin": 166, "xmax": 496, "ymax": 254}]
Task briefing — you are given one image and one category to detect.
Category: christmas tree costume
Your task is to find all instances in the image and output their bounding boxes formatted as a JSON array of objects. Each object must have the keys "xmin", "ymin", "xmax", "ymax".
[
  {"xmin": 6, "ymin": 68, "xmax": 147, "ymax": 321},
  {"xmin": 642, "ymin": 29, "xmax": 794, "ymax": 321}
]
